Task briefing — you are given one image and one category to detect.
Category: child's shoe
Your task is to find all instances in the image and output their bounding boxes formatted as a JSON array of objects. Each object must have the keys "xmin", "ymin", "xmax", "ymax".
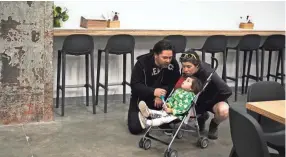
[
  {"xmin": 138, "ymin": 101, "xmax": 150, "ymax": 118},
  {"xmin": 138, "ymin": 112, "xmax": 148, "ymax": 129}
]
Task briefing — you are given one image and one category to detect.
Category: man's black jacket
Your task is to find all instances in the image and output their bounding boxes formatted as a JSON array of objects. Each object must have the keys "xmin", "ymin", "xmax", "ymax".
[{"xmin": 130, "ymin": 53, "xmax": 181, "ymax": 102}]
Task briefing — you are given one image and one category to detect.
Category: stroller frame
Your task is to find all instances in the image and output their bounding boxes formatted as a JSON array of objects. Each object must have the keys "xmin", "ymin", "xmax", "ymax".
[{"xmin": 138, "ymin": 57, "xmax": 219, "ymax": 157}]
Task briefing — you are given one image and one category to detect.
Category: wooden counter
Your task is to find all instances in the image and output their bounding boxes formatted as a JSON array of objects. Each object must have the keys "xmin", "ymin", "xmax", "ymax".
[
  {"xmin": 246, "ymin": 100, "xmax": 285, "ymax": 124},
  {"xmin": 53, "ymin": 29, "xmax": 285, "ymax": 36}
]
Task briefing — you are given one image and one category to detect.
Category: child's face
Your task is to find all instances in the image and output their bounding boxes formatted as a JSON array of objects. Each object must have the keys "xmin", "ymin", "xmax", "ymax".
[{"xmin": 181, "ymin": 77, "xmax": 193, "ymax": 91}]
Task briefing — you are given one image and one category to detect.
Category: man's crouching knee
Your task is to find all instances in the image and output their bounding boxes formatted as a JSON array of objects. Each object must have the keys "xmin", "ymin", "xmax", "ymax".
[{"xmin": 128, "ymin": 111, "xmax": 144, "ymax": 135}]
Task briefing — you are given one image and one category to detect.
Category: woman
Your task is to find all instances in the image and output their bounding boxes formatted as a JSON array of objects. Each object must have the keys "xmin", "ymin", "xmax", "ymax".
[{"xmin": 175, "ymin": 49, "xmax": 232, "ymax": 140}]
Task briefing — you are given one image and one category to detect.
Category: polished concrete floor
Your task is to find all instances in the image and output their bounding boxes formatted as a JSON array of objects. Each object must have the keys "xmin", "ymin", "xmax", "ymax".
[{"xmin": 0, "ymin": 93, "xmax": 279, "ymax": 157}]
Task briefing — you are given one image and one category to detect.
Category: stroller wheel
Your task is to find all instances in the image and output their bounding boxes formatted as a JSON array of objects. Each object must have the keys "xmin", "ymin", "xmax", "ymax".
[
  {"xmin": 138, "ymin": 138, "xmax": 144, "ymax": 148},
  {"xmin": 197, "ymin": 137, "xmax": 209, "ymax": 149},
  {"xmin": 143, "ymin": 139, "xmax": 151, "ymax": 150},
  {"xmin": 164, "ymin": 149, "xmax": 178, "ymax": 157},
  {"xmin": 175, "ymin": 130, "xmax": 183, "ymax": 139}
]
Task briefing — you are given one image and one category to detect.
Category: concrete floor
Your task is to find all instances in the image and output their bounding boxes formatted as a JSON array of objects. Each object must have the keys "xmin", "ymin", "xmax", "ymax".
[{"xmin": 0, "ymin": 93, "xmax": 277, "ymax": 157}]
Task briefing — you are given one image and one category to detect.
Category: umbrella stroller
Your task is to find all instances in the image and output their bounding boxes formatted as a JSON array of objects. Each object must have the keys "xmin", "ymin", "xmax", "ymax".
[{"xmin": 138, "ymin": 57, "xmax": 219, "ymax": 157}]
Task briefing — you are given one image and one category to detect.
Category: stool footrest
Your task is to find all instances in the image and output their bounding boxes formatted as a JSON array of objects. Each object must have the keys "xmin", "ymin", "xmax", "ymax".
[
  {"xmin": 58, "ymin": 84, "xmax": 92, "ymax": 89},
  {"xmin": 226, "ymin": 76, "xmax": 237, "ymax": 81},
  {"xmin": 245, "ymin": 75, "xmax": 259, "ymax": 80}
]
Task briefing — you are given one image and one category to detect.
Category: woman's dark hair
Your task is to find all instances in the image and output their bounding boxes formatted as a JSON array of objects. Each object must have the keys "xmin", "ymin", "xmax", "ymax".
[
  {"xmin": 189, "ymin": 76, "xmax": 202, "ymax": 94},
  {"xmin": 179, "ymin": 49, "xmax": 201, "ymax": 67},
  {"xmin": 152, "ymin": 39, "xmax": 174, "ymax": 55}
]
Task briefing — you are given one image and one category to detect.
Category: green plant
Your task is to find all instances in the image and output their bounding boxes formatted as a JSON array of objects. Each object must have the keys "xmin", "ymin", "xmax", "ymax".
[{"xmin": 53, "ymin": 5, "xmax": 69, "ymax": 27}]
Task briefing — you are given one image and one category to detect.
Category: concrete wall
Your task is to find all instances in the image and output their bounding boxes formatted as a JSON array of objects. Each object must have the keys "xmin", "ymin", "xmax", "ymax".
[{"xmin": 0, "ymin": 1, "xmax": 53, "ymax": 124}]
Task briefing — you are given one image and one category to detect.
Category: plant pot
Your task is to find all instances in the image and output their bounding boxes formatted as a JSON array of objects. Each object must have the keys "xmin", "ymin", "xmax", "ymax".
[{"xmin": 54, "ymin": 18, "xmax": 62, "ymax": 28}]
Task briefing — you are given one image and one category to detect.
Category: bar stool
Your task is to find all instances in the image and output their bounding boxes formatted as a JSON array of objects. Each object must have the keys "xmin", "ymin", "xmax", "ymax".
[
  {"xmin": 95, "ymin": 34, "xmax": 135, "ymax": 113},
  {"xmin": 56, "ymin": 34, "xmax": 96, "ymax": 116},
  {"xmin": 226, "ymin": 34, "xmax": 261, "ymax": 101},
  {"xmin": 149, "ymin": 35, "xmax": 187, "ymax": 56},
  {"xmin": 193, "ymin": 35, "xmax": 228, "ymax": 81},
  {"xmin": 164, "ymin": 35, "xmax": 187, "ymax": 55},
  {"xmin": 260, "ymin": 34, "xmax": 285, "ymax": 86}
]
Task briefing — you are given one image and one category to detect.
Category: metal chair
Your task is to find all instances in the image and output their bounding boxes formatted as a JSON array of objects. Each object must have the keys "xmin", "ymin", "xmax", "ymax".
[
  {"xmin": 95, "ymin": 34, "xmax": 135, "ymax": 113},
  {"xmin": 247, "ymin": 81, "xmax": 285, "ymax": 156},
  {"xmin": 56, "ymin": 34, "xmax": 96, "ymax": 116},
  {"xmin": 229, "ymin": 106, "xmax": 282, "ymax": 157}
]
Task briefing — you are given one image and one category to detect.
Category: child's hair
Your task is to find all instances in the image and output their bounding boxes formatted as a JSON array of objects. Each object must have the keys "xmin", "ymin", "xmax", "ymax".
[{"xmin": 189, "ymin": 76, "xmax": 202, "ymax": 94}]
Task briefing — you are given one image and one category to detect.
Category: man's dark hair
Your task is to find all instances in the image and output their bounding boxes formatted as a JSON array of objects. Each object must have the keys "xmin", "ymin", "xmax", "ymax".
[
  {"xmin": 180, "ymin": 49, "xmax": 201, "ymax": 67},
  {"xmin": 189, "ymin": 76, "xmax": 202, "ymax": 94},
  {"xmin": 152, "ymin": 39, "xmax": 173, "ymax": 55}
]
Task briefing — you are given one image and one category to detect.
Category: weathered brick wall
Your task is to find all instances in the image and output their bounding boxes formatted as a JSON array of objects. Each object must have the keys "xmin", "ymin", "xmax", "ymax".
[{"xmin": 0, "ymin": 1, "xmax": 53, "ymax": 124}]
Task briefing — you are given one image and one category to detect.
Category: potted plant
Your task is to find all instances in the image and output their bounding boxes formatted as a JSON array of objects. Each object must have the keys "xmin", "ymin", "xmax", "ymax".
[{"xmin": 53, "ymin": 5, "xmax": 69, "ymax": 28}]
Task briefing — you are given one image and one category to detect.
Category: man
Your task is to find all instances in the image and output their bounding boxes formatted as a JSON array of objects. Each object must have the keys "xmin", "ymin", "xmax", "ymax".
[
  {"xmin": 127, "ymin": 39, "xmax": 181, "ymax": 135},
  {"xmin": 175, "ymin": 49, "xmax": 232, "ymax": 139}
]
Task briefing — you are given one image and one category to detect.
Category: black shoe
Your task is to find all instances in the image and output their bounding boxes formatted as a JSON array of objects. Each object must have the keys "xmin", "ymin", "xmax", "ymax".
[
  {"xmin": 198, "ymin": 112, "xmax": 209, "ymax": 132},
  {"xmin": 159, "ymin": 123, "xmax": 173, "ymax": 136},
  {"xmin": 208, "ymin": 118, "xmax": 219, "ymax": 140}
]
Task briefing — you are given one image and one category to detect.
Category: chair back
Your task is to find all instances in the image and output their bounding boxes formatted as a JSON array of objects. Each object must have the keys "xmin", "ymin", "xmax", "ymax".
[
  {"xmin": 105, "ymin": 34, "xmax": 135, "ymax": 54},
  {"xmin": 237, "ymin": 34, "xmax": 261, "ymax": 51},
  {"xmin": 229, "ymin": 107, "xmax": 271, "ymax": 157},
  {"xmin": 202, "ymin": 35, "xmax": 228, "ymax": 53},
  {"xmin": 62, "ymin": 34, "xmax": 94, "ymax": 55},
  {"xmin": 261, "ymin": 34, "xmax": 285, "ymax": 51},
  {"xmin": 247, "ymin": 81, "xmax": 285, "ymax": 132},
  {"xmin": 164, "ymin": 35, "xmax": 187, "ymax": 54}
]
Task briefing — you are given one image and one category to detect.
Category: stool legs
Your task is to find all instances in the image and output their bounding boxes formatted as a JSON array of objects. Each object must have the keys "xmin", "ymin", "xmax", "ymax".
[
  {"xmin": 260, "ymin": 48, "xmax": 265, "ymax": 81},
  {"xmin": 234, "ymin": 49, "xmax": 239, "ymax": 102},
  {"xmin": 104, "ymin": 51, "xmax": 109, "ymax": 113},
  {"xmin": 90, "ymin": 51, "xmax": 96, "ymax": 114},
  {"xmin": 222, "ymin": 50, "xmax": 227, "ymax": 82},
  {"xmin": 123, "ymin": 54, "xmax": 126, "ymax": 103},
  {"xmin": 241, "ymin": 51, "xmax": 247, "ymax": 94},
  {"xmin": 95, "ymin": 51, "xmax": 101, "ymax": 106},
  {"xmin": 61, "ymin": 51, "xmax": 66, "ymax": 116},
  {"xmin": 56, "ymin": 50, "xmax": 61, "ymax": 109},
  {"xmin": 85, "ymin": 54, "xmax": 89, "ymax": 106},
  {"xmin": 280, "ymin": 49, "xmax": 285, "ymax": 86},
  {"xmin": 267, "ymin": 50, "xmax": 272, "ymax": 81},
  {"xmin": 245, "ymin": 49, "xmax": 260, "ymax": 93}
]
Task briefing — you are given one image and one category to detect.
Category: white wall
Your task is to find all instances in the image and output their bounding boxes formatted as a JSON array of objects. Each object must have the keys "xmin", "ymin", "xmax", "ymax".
[
  {"xmin": 54, "ymin": 1, "xmax": 285, "ymax": 30},
  {"xmin": 53, "ymin": 1, "xmax": 285, "ymax": 98}
]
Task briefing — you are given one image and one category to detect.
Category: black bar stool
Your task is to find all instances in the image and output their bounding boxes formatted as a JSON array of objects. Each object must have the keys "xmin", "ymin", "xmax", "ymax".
[
  {"xmin": 226, "ymin": 34, "xmax": 261, "ymax": 101},
  {"xmin": 149, "ymin": 35, "xmax": 187, "ymax": 56},
  {"xmin": 193, "ymin": 35, "xmax": 228, "ymax": 81},
  {"xmin": 260, "ymin": 34, "xmax": 285, "ymax": 86},
  {"xmin": 164, "ymin": 35, "xmax": 187, "ymax": 55},
  {"xmin": 56, "ymin": 34, "xmax": 96, "ymax": 116},
  {"xmin": 95, "ymin": 34, "xmax": 135, "ymax": 113}
]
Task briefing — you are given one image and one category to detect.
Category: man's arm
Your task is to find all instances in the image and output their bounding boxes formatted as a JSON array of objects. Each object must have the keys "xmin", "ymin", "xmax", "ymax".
[{"xmin": 130, "ymin": 63, "xmax": 155, "ymax": 99}]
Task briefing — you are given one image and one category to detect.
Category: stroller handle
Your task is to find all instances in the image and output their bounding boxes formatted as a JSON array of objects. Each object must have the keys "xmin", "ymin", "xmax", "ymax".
[{"xmin": 211, "ymin": 57, "xmax": 219, "ymax": 71}]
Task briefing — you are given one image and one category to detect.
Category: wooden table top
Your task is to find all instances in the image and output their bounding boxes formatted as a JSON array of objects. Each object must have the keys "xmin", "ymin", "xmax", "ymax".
[
  {"xmin": 53, "ymin": 29, "xmax": 285, "ymax": 37},
  {"xmin": 246, "ymin": 100, "xmax": 285, "ymax": 124}
]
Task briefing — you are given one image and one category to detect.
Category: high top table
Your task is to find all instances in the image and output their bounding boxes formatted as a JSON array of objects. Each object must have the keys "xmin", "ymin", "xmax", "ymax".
[{"xmin": 246, "ymin": 100, "xmax": 285, "ymax": 124}]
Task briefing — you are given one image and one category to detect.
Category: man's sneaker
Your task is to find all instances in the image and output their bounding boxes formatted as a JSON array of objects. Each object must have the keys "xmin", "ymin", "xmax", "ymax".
[
  {"xmin": 138, "ymin": 101, "xmax": 150, "ymax": 118},
  {"xmin": 157, "ymin": 123, "xmax": 173, "ymax": 136},
  {"xmin": 208, "ymin": 118, "xmax": 219, "ymax": 140},
  {"xmin": 138, "ymin": 112, "xmax": 148, "ymax": 129},
  {"xmin": 198, "ymin": 112, "xmax": 209, "ymax": 132}
]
